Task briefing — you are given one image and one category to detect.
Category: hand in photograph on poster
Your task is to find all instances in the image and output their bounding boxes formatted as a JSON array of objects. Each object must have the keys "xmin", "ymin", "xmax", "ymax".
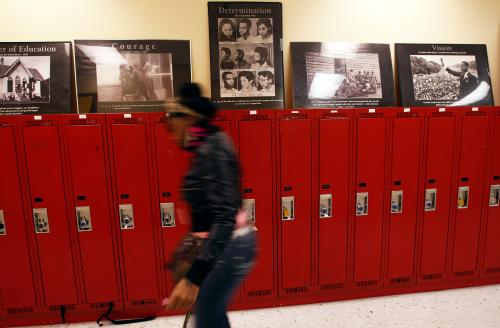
[
  {"xmin": 396, "ymin": 44, "xmax": 494, "ymax": 107},
  {"xmin": 0, "ymin": 42, "xmax": 71, "ymax": 115},
  {"xmin": 74, "ymin": 40, "xmax": 191, "ymax": 113},
  {"xmin": 291, "ymin": 42, "xmax": 395, "ymax": 109},
  {"xmin": 208, "ymin": 2, "xmax": 284, "ymax": 109}
]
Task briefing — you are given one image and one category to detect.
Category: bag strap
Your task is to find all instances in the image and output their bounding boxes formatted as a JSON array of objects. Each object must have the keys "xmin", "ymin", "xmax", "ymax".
[{"xmin": 96, "ymin": 302, "xmax": 156, "ymax": 326}]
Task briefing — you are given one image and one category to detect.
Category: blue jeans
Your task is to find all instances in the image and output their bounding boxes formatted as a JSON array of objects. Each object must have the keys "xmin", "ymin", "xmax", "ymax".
[{"xmin": 195, "ymin": 231, "xmax": 256, "ymax": 328}]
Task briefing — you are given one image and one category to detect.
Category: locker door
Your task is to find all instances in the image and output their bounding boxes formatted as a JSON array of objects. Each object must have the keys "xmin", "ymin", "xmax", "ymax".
[
  {"xmin": 21, "ymin": 123, "xmax": 78, "ymax": 305},
  {"xmin": 483, "ymin": 115, "xmax": 500, "ymax": 273},
  {"xmin": 317, "ymin": 118, "xmax": 349, "ymax": 287},
  {"xmin": 452, "ymin": 114, "xmax": 488, "ymax": 274},
  {"xmin": 63, "ymin": 122, "xmax": 120, "ymax": 303},
  {"xmin": 280, "ymin": 118, "xmax": 312, "ymax": 290},
  {"xmin": 0, "ymin": 123, "xmax": 37, "ymax": 309},
  {"xmin": 387, "ymin": 116, "xmax": 422, "ymax": 282},
  {"xmin": 238, "ymin": 118, "xmax": 275, "ymax": 298},
  {"xmin": 420, "ymin": 115, "xmax": 455, "ymax": 279},
  {"xmin": 109, "ymin": 121, "xmax": 159, "ymax": 302},
  {"xmin": 353, "ymin": 117, "xmax": 386, "ymax": 284}
]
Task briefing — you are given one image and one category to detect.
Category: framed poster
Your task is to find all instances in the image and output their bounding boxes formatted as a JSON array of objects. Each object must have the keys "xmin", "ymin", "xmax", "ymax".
[
  {"xmin": 0, "ymin": 42, "xmax": 72, "ymax": 115},
  {"xmin": 74, "ymin": 40, "xmax": 191, "ymax": 113},
  {"xmin": 208, "ymin": 2, "xmax": 284, "ymax": 109},
  {"xmin": 291, "ymin": 42, "xmax": 395, "ymax": 109},
  {"xmin": 396, "ymin": 43, "xmax": 494, "ymax": 107}
]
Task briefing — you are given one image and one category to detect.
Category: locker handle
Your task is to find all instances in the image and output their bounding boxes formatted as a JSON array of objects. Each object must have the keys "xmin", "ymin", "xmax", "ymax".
[
  {"xmin": 493, "ymin": 176, "xmax": 500, "ymax": 180},
  {"xmin": 359, "ymin": 182, "xmax": 367, "ymax": 188},
  {"xmin": 393, "ymin": 181, "xmax": 401, "ymax": 186},
  {"xmin": 428, "ymin": 179, "xmax": 436, "ymax": 184},
  {"xmin": 322, "ymin": 184, "xmax": 330, "ymax": 190},
  {"xmin": 284, "ymin": 186, "xmax": 292, "ymax": 192},
  {"xmin": 120, "ymin": 194, "xmax": 129, "ymax": 199},
  {"xmin": 243, "ymin": 188, "xmax": 253, "ymax": 194},
  {"xmin": 162, "ymin": 192, "xmax": 171, "ymax": 197},
  {"xmin": 461, "ymin": 177, "xmax": 469, "ymax": 182},
  {"xmin": 34, "ymin": 197, "xmax": 43, "ymax": 203},
  {"xmin": 76, "ymin": 195, "xmax": 87, "ymax": 201}
]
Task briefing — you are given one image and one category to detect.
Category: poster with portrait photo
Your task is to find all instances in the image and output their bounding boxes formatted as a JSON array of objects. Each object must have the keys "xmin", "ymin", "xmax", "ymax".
[
  {"xmin": 291, "ymin": 42, "xmax": 395, "ymax": 109},
  {"xmin": 396, "ymin": 43, "xmax": 494, "ymax": 107},
  {"xmin": 209, "ymin": 2, "xmax": 284, "ymax": 109},
  {"xmin": 0, "ymin": 42, "xmax": 71, "ymax": 115},
  {"xmin": 75, "ymin": 40, "xmax": 191, "ymax": 113}
]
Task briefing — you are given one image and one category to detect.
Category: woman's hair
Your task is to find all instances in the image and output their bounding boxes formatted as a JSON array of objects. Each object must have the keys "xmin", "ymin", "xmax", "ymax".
[
  {"xmin": 236, "ymin": 48, "xmax": 245, "ymax": 61},
  {"xmin": 256, "ymin": 18, "xmax": 273, "ymax": 35},
  {"xmin": 218, "ymin": 18, "xmax": 235, "ymax": 39},
  {"xmin": 254, "ymin": 46, "xmax": 269, "ymax": 64},
  {"xmin": 237, "ymin": 71, "xmax": 255, "ymax": 90},
  {"xmin": 221, "ymin": 47, "xmax": 231, "ymax": 57}
]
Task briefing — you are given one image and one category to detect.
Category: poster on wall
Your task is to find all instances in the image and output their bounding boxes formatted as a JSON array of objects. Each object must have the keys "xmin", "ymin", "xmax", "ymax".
[
  {"xmin": 291, "ymin": 42, "xmax": 395, "ymax": 109},
  {"xmin": 0, "ymin": 42, "xmax": 72, "ymax": 115},
  {"xmin": 396, "ymin": 43, "xmax": 494, "ymax": 107},
  {"xmin": 74, "ymin": 40, "xmax": 191, "ymax": 113},
  {"xmin": 208, "ymin": 2, "xmax": 284, "ymax": 109}
]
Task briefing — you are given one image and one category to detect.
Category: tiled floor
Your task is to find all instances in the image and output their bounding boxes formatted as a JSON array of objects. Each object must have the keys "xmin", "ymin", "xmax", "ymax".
[{"xmin": 35, "ymin": 284, "xmax": 500, "ymax": 328}]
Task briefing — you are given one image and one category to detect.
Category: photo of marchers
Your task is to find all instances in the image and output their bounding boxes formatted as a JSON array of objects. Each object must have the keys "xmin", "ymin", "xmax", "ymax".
[
  {"xmin": 220, "ymin": 70, "xmax": 275, "ymax": 97},
  {"xmin": 96, "ymin": 53, "xmax": 173, "ymax": 102},
  {"xmin": 305, "ymin": 52, "xmax": 382, "ymax": 100},
  {"xmin": 411, "ymin": 55, "xmax": 482, "ymax": 102},
  {"xmin": 0, "ymin": 56, "xmax": 50, "ymax": 103}
]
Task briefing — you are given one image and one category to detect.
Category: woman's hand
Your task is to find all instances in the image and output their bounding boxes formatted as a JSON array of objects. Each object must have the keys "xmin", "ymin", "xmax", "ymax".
[{"xmin": 163, "ymin": 278, "xmax": 200, "ymax": 311}]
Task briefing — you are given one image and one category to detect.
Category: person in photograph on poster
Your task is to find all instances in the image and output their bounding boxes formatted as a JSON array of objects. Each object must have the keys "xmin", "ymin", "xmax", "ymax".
[
  {"xmin": 220, "ymin": 71, "xmax": 237, "ymax": 97},
  {"xmin": 220, "ymin": 47, "xmax": 235, "ymax": 69},
  {"xmin": 218, "ymin": 18, "xmax": 237, "ymax": 42},
  {"xmin": 237, "ymin": 18, "xmax": 255, "ymax": 42},
  {"xmin": 257, "ymin": 70, "xmax": 275, "ymax": 96},
  {"xmin": 233, "ymin": 49, "xmax": 251, "ymax": 69},
  {"xmin": 251, "ymin": 46, "xmax": 272, "ymax": 69},
  {"xmin": 238, "ymin": 71, "xmax": 257, "ymax": 95},
  {"xmin": 444, "ymin": 60, "xmax": 478, "ymax": 98},
  {"xmin": 254, "ymin": 18, "xmax": 273, "ymax": 42}
]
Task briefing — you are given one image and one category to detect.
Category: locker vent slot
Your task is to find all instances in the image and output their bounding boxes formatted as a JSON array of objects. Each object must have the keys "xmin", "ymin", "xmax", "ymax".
[
  {"xmin": 242, "ymin": 114, "xmax": 268, "ymax": 121},
  {"xmin": 396, "ymin": 112, "xmax": 417, "ymax": 118},
  {"xmin": 7, "ymin": 307, "xmax": 34, "ymax": 314},
  {"xmin": 485, "ymin": 268, "xmax": 500, "ymax": 274},
  {"xmin": 322, "ymin": 113, "xmax": 347, "ymax": 119},
  {"xmin": 321, "ymin": 283, "xmax": 344, "ymax": 290},
  {"xmin": 159, "ymin": 117, "xmax": 169, "ymax": 123},
  {"xmin": 360, "ymin": 113, "xmax": 383, "ymax": 118},
  {"xmin": 114, "ymin": 118, "xmax": 140, "ymax": 124},
  {"xmin": 49, "ymin": 306, "xmax": 60, "ymax": 312},
  {"xmin": 454, "ymin": 271, "xmax": 474, "ymax": 277},
  {"xmin": 131, "ymin": 299, "xmax": 157, "ymax": 306},
  {"xmin": 27, "ymin": 120, "xmax": 54, "ymax": 126},
  {"xmin": 0, "ymin": 121, "xmax": 10, "ymax": 127},
  {"xmin": 282, "ymin": 113, "xmax": 308, "ymax": 120},
  {"xmin": 355, "ymin": 280, "xmax": 378, "ymax": 287},
  {"xmin": 70, "ymin": 119, "xmax": 97, "ymax": 125},
  {"xmin": 90, "ymin": 303, "xmax": 108, "ymax": 310},
  {"xmin": 465, "ymin": 111, "xmax": 486, "ymax": 116},
  {"xmin": 431, "ymin": 112, "xmax": 452, "ymax": 117},
  {"xmin": 422, "ymin": 273, "xmax": 442, "ymax": 280},
  {"xmin": 389, "ymin": 277, "xmax": 411, "ymax": 284},
  {"xmin": 247, "ymin": 289, "xmax": 272, "ymax": 297},
  {"xmin": 285, "ymin": 287, "xmax": 309, "ymax": 294}
]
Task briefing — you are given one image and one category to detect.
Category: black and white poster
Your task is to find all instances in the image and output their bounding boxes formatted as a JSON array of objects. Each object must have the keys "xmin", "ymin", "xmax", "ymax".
[
  {"xmin": 208, "ymin": 2, "xmax": 284, "ymax": 109},
  {"xmin": 291, "ymin": 42, "xmax": 395, "ymax": 109},
  {"xmin": 0, "ymin": 42, "xmax": 71, "ymax": 115},
  {"xmin": 396, "ymin": 43, "xmax": 494, "ymax": 107},
  {"xmin": 75, "ymin": 40, "xmax": 191, "ymax": 113}
]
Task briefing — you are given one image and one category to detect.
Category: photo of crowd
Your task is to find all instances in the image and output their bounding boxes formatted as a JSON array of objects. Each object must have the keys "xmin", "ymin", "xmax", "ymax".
[{"xmin": 411, "ymin": 55, "xmax": 477, "ymax": 101}]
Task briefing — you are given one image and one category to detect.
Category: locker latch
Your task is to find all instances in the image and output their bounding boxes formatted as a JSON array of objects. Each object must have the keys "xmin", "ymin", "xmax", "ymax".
[
  {"xmin": 489, "ymin": 185, "xmax": 500, "ymax": 207},
  {"xmin": 119, "ymin": 204, "xmax": 135, "ymax": 229},
  {"xmin": 282, "ymin": 196, "xmax": 294, "ymax": 221},
  {"xmin": 356, "ymin": 192, "xmax": 368, "ymax": 216},
  {"xmin": 160, "ymin": 202, "xmax": 175, "ymax": 227},
  {"xmin": 76, "ymin": 206, "xmax": 92, "ymax": 232},
  {"xmin": 457, "ymin": 186, "xmax": 469, "ymax": 209},
  {"xmin": 0, "ymin": 210, "xmax": 6, "ymax": 235},
  {"xmin": 33, "ymin": 208, "xmax": 49, "ymax": 234},
  {"xmin": 425, "ymin": 188, "xmax": 437, "ymax": 211},
  {"xmin": 391, "ymin": 190, "xmax": 403, "ymax": 214},
  {"xmin": 319, "ymin": 194, "xmax": 332, "ymax": 218},
  {"xmin": 242, "ymin": 199, "xmax": 256, "ymax": 223}
]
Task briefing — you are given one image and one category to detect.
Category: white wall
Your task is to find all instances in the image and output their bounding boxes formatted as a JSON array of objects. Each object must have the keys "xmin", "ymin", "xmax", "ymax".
[{"xmin": 0, "ymin": 0, "xmax": 498, "ymax": 106}]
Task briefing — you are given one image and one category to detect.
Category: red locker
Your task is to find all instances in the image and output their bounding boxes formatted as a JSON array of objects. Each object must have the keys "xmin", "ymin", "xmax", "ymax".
[
  {"xmin": 482, "ymin": 110, "xmax": 500, "ymax": 276},
  {"xmin": 277, "ymin": 110, "xmax": 313, "ymax": 296},
  {"xmin": 385, "ymin": 108, "xmax": 424, "ymax": 285},
  {"xmin": 60, "ymin": 114, "xmax": 121, "ymax": 305},
  {"xmin": 353, "ymin": 109, "xmax": 387, "ymax": 287},
  {"xmin": 17, "ymin": 115, "xmax": 79, "ymax": 306},
  {"xmin": 234, "ymin": 110, "xmax": 277, "ymax": 303},
  {"xmin": 106, "ymin": 113, "xmax": 162, "ymax": 309},
  {"xmin": 315, "ymin": 109, "xmax": 351, "ymax": 291},
  {"xmin": 419, "ymin": 108, "xmax": 458, "ymax": 281},
  {"xmin": 451, "ymin": 107, "xmax": 489, "ymax": 277},
  {"xmin": 0, "ymin": 116, "xmax": 38, "ymax": 310}
]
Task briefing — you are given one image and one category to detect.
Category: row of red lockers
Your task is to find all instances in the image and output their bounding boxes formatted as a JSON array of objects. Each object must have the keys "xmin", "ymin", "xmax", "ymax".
[{"xmin": 1, "ymin": 106, "xmax": 500, "ymax": 326}]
